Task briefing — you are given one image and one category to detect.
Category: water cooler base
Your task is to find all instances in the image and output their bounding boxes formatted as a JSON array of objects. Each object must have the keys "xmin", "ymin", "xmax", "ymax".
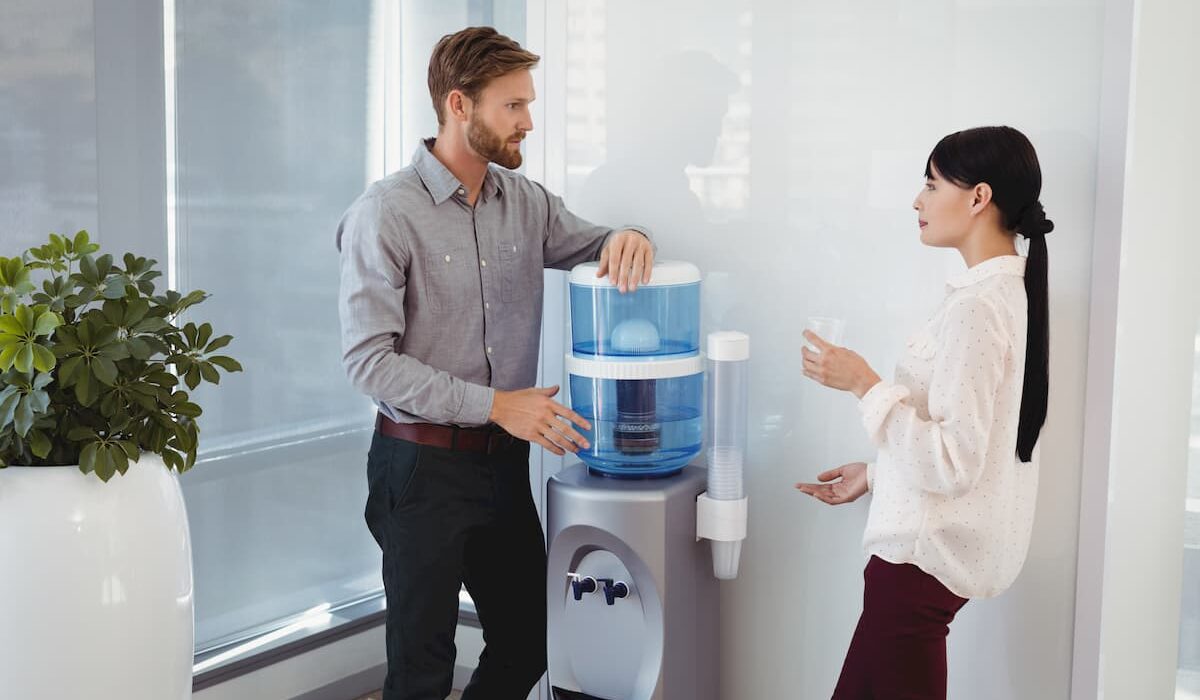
[{"xmin": 546, "ymin": 463, "xmax": 719, "ymax": 700}]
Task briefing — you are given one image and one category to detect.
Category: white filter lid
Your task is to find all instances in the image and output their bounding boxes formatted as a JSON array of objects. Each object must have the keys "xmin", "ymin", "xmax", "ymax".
[
  {"xmin": 569, "ymin": 260, "xmax": 701, "ymax": 288},
  {"xmin": 565, "ymin": 353, "xmax": 704, "ymax": 380},
  {"xmin": 707, "ymin": 331, "xmax": 750, "ymax": 361}
]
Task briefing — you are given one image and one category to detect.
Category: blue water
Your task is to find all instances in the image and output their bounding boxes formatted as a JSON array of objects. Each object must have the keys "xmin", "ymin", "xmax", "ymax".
[
  {"xmin": 573, "ymin": 405, "xmax": 703, "ymax": 478},
  {"xmin": 569, "ymin": 283, "xmax": 700, "ymax": 358},
  {"xmin": 571, "ymin": 338, "xmax": 698, "ymax": 358}
]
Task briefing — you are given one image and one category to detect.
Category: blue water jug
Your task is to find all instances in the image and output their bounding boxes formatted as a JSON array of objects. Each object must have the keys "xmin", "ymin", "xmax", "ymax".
[{"xmin": 567, "ymin": 261, "xmax": 703, "ymax": 477}]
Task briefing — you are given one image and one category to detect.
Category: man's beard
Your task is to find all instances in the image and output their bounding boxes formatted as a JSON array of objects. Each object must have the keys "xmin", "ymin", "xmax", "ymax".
[{"xmin": 468, "ymin": 116, "xmax": 523, "ymax": 169}]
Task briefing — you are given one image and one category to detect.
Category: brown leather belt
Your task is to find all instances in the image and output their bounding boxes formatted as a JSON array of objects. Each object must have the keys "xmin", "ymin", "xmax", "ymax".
[{"xmin": 375, "ymin": 414, "xmax": 521, "ymax": 454}]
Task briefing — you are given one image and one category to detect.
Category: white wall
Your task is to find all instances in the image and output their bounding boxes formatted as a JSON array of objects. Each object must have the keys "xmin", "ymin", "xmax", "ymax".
[
  {"xmin": 535, "ymin": 1, "xmax": 1106, "ymax": 697},
  {"xmin": 1087, "ymin": 0, "xmax": 1200, "ymax": 696}
]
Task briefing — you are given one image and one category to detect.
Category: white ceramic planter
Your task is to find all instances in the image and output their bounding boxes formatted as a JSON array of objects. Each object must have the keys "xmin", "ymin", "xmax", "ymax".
[{"xmin": 0, "ymin": 455, "xmax": 194, "ymax": 699}]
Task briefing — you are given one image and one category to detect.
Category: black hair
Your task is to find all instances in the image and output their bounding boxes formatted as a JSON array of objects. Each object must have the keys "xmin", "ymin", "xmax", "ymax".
[{"xmin": 925, "ymin": 126, "xmax": 1053, "ymax": 462}]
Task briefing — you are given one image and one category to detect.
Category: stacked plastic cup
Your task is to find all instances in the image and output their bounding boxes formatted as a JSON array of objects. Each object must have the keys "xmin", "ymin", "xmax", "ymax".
[{"xmin": 705, "ymin": 331, "xmax": 749, "ymax": 578}]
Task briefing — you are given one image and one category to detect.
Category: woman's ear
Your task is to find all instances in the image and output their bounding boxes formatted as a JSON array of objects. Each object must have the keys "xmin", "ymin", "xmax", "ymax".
[{"xmin": 971, "ymin": 182, "xmax": 994, "ymax": 214}]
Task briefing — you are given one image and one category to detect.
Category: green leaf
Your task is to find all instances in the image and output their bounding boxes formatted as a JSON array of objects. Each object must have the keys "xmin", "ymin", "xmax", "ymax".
[
  {"xmin": 73, "ymin": 230, "xmax": 90, "ymax": 252},
  {"xmin": 117, "ymin": 440, "xmax": 140, "ymax": 461},
  {"xmin": 123, "ymin": 298, "xmax": 149, "ymax": 326},
  {"xmin": 27, "ymin": 388, "xmax": 49, "ymax": 413},
  {"xmin": 146, "ymin": 371, "xmax": 177, "ymax": 387},
  {"xmin": 93, "ymin": 444, "xmax": 115, "ymax": 482},
  {"xmin": 199, "ymin": 362, "xmax": 220, "ymax": 384},
  {"xmin": 31, "ymin": 344, "xmax": 56, "ymax": 372},
  {"xmin": 100, "ymin": 389, "xmax": 121, "ymax": 417},
  {"xmin": 127, "ymin": 337, "xmax": 152, "ymax": 360},
  {"xmin": 184, "ymin": 365, "xmax": 201, "ymax": 390},
  {"xmin": 142, "ymin": 336, "xmax": 170, "ymax": 356},
  {"xmin": 79, "ymin": 441, "xmax": 99, "ymax": 474},
  {"xmin": 110, "ymin": 413, "xmax": 131, "ymax": 433},
  {"xmin": 195, "ymin": 322, "xmax": 213, "ymax": 349},
  {"xmin": 101, "ymin": 299, "xmax": 123, "ymax": 326},
  {"xmin": 0, "ymin": 316, "xmax": 23, "ymax": 336},
  {"xmin": 79, "ymin": 254, "xmax": 98, "ymax": 282},
  {"xmin": 14, "ymin": 344, "xmax": 33, "ymax": 373},
  {"xmin": 204, "ymin": 335, "xmax": 233, "ymax": 353},
  {"xmin": 208, "ymin": 356, "xmax": 243, "ymax": 373},
  {"xmin": 92, "ymin": 356, "xmax": 118, "ymax": 386},
  {"xmin": 14, "ymin": 394, "xmax": 35, "ymax": 436},
  {"xmin": 174, "ymin": 402, "xmax": 202, "ymax": 419},
  {"xmin": 95, "ymin": 253, "xmax": 113, "ymax": 278},
  {"xmin": 68, "ymin": 426, "xmax": 99, "ymax": 441},
  {"xmin": 161, "ymin": 449, "xmax": 182, "ymax": 472},
  {"xmin": 14, "ymin": 305, "xmax": 34, "ymax": 333},
  {"xmin": 0, "ymin": 388, "xmax": 19, "ymax": 428},
  {"xmin": 101, "ymin": 278, "xmax": 126, "ymax": 300},
  {"xmin": 0, "ymin": 343, "xmax": 18, "ymax": 370},
  {"xmin": 59, "ymin": 355, "xmax": 84, "ymax": 385},
  {"xmin": 131, "ymin": 316, "xmax": 169, "ymax": 334},
  {"xmin": 29, "ymin": 430, "xmax": 50, "ymax": 459},
  {"xmin": 33, "ymin": 310, "xmax": 62, "ymax": 336},
  {"xmin": 130, "ymin": 391, "xmax": 158, "ymax": 412},
  {"xmin": 75, "ymin": 371, "xmax": 98, "ymax": 406},
  {"xmin": 109, "ymin": 445, "xmax": 129, "ymax": 476}
]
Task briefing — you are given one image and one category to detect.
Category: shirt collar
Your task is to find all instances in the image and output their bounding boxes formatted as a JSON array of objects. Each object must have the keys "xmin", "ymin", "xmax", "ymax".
[
  {"xmin": 413, "ymin": 138, "xmax": 505, "ymax": 205},
  {"xmin": 946, "ymin": 255, "xmax": 1026, "ymax": 290}
]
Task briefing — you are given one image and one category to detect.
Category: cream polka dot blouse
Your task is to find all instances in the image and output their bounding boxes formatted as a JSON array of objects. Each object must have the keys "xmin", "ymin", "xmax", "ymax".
[{"xmin": 858, "ymin": 255, "xmax": 1039, "ymax": 599}]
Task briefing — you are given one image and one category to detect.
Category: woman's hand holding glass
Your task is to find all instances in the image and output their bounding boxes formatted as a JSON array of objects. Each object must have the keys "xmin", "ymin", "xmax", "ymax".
[{"xmin": 800, "ymin": 331, "xmax": 881, "ymax": 399}]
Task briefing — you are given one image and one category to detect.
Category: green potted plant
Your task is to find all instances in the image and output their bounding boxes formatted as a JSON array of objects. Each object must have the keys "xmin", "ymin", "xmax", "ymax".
[{"xmin": 0, "ymin": 231, "xmax": 242, "ymax": 699}]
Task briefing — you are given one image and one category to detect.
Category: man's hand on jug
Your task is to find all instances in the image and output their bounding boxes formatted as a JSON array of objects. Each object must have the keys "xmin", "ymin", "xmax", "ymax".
[
  {"xmin": 597, "ymin": 230, "xmax": 654, "ymax": 294},
  {"xmin": 491, "ymin": 386, "xmax": 592, "ymax": 456}
]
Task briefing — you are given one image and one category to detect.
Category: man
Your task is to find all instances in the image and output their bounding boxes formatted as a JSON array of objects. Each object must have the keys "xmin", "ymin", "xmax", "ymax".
[{"xmin": 336, "ymin": 26, "xmax": 654, "ymax": 700}]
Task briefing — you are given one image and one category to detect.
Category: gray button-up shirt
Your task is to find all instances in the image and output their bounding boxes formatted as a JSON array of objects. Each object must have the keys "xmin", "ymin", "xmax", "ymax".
[{"xmin": 337, "ymin": 139, "xmax": 650, "ymax": 427}]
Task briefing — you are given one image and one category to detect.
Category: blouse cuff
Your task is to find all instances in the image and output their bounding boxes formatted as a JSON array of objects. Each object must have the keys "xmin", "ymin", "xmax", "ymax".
[{"xmin": 858, "ymin": 380, "xmax": 910, "ymax": 446}]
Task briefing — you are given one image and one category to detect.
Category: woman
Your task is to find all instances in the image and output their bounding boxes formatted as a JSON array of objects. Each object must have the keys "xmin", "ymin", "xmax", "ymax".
[{"xmin": 796, "ymin": 125, "xmax": 1053, "ymax": 699}]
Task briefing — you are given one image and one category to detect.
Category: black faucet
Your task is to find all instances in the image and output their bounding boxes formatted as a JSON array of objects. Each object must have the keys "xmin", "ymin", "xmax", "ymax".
[
  {"xmin": 570, "ymin": 574, "xmax": 597, "ymax": 601},
  {"xmin": 597, "ymin": 578, "xmax": 629, "ymax": 606}
]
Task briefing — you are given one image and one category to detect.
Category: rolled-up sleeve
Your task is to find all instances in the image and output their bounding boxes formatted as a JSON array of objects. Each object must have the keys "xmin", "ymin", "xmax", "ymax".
[
  {"xmin": 337, "ymin": 195, "xmax": 494, "ymax": 426},
  {"xmin": 858, "ymin": 296, "xmax": 1011, "ymax": 497}
]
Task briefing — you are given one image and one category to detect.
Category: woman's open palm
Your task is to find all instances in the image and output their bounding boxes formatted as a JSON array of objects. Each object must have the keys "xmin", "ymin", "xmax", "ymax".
[{"xmin": 795, "ymin": 462, "xmax": 869, "ymax": 505}]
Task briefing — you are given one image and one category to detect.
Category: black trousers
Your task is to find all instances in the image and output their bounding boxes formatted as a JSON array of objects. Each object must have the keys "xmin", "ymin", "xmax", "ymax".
[{"xmin": 365, "ymin": 431, "xmax": 547, "ymax": 700}]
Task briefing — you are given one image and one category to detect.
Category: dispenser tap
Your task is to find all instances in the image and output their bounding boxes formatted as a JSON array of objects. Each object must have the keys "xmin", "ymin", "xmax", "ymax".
[
  {"xmin": 597, "ymin": 578, "xmax": 629, "ymax": 605},
  {"xmin": 569, "ymin": 573, "xmax": 597, "ymax": 601}
]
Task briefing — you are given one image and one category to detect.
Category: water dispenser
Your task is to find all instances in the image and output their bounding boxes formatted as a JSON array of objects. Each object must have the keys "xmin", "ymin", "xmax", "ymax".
[{"xmin": 546, "ymin": 261, "xmax": 750, "ymax": 700}]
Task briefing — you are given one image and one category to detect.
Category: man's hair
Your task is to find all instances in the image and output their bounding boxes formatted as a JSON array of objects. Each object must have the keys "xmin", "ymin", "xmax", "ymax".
[{"xmin": 428, "ymin": 27, "xmax": 540, "ymax": 127}]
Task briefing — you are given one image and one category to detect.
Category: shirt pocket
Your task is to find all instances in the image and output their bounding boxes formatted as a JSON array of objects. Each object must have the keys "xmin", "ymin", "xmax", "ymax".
[
  {"xmin": 498, "ymin": 240, "xmax": 535, "ymax": 302},
  {"xmin": 422, "ymin": 247, "xmax": 472, "ymax": 313},
  {"xmin": 905, "ymin": 329, "xmax": 939, "ymax": 360}
]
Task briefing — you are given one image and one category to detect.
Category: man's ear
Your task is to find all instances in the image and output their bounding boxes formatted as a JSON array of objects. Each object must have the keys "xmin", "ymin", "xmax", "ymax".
[{"xmin": 446, "ymin": 89, "xmax": 471, "ymax": 123}]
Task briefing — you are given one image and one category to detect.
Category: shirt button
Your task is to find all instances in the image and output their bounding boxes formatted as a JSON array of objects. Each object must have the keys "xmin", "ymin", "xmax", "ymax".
[
  {"xmin": 457, "ymin": 188, "xmax": 465, "ymax": 195},
  {"xmin": 487, "ymin": 346, "xmax": 493, "ymax": 354},
  {"xmin": 512, "ymin": 245, "xmax": 517, "ymax": 252},
  {"xmin": 444, "ymin": 254, "xmax": 451, "ymax": 263},
  {"xmin": 485, "ymin": 302, "xmax": 490, "ymax": 310},
  {"xmin": 480, "ymin": 259, "xmax": 487, "ymax": 267}
]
